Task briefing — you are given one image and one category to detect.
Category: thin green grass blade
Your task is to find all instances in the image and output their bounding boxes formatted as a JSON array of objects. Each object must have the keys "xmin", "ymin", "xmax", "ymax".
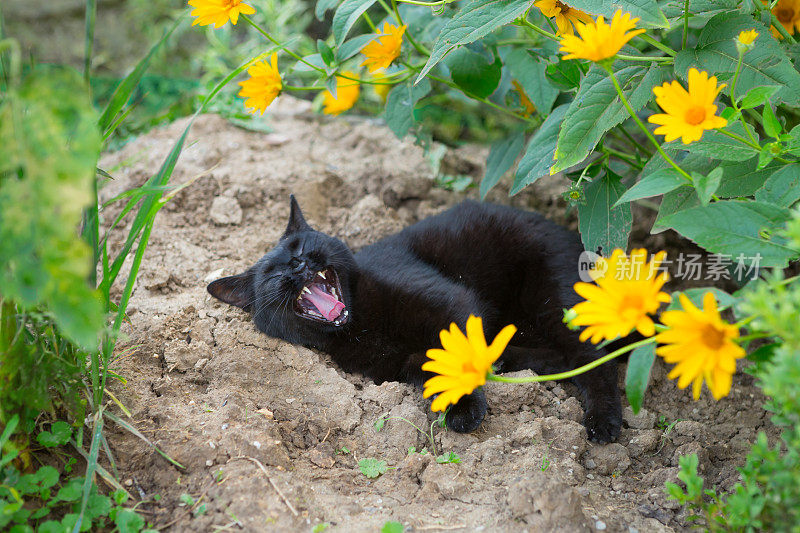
[
  {"xmin": 98, "ymin": 16, "xmax": 183, "ymax": 134},
  {"xmin": 105, "ymin": 411, "xmax": 185, "ymax": 469},
  {"xmin": 73, "ymin": 409, "xmax": 103, "ymax": 533},
  {"xmin": 83, "ymin": 0, "xmax": 96, "ymax": 84},
  {"xmin": 71, "ymin": 438, "xmax": 130, "ymax": 497},
  {"xmin": 101, "ymin": 434, "xmax": 119, "ymax": 479}
]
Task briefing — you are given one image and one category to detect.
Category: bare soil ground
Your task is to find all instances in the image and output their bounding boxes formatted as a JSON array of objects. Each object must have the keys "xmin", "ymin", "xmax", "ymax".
[{"xmin": 99, "ymin": 97, "xmax": 774, "ymax": 532}]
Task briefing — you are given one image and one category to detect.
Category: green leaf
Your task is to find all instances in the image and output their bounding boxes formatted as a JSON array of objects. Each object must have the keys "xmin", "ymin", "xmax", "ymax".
[
  {"xmin": 577, "ymin": 171, "xmax": 632, "ymax": 255},
  {"xmin": 716, "ymin": 159, "xmax": 781, "ymax": 197},
  {"xmin": 674, "ymin": 13, "xmax": 800, "ymax": 106},
  {"xmin": 337, "ymin": 34, "xmax": 380, "ymax": 61},
  {"xmin": 625, "ymin": 343, "xmax": 655, "ymax": 415},
  {"xmin": 662, "ymin": 0, "xmax": 738, "ymax": 26},
  {"xmin": 652, "ymin": 186, "xmax": 699, "ymax": 233},
  {"xmin": 504, "ymin": 49, "xmax": 558, "ymax": 114},
  {"xmin": 381, "ymin": 521, "xmax": 404, "ymax": 533},
  {"xmin": 657, "ymin": 200, "xmax": 795, "ymax": 268},
  {"xmin": 56, "ymin": 479, "xmax": 83, "ymax": 502},
  {"xmin": 692, "ymin": 167, "xmax": 722, "ymax": 206},
  {"xmin": 481, "ymin": 131, "xmax": 525, "ymax": 199},
  {"xmin": 445, "ymin": 47, "xmax": 501, "ymax": 98},
  {"xmin": 787, "ymin": 124, "xmax": 800, "ymax": 157},
  {"xmin": 383, "ymin": 79, "xmax": 432, "ymax": 139},
  {"xmin": 358, "ymin": 458, "xmax": 388, "ymax": 478},
  {"xmin": 317, "ymin": 39, "xmax": 335, "ymax": 67},
  {"xmin": 115, "ymin": 509, "xmax": 145, "ymax": 533},
  {"xmin": 86, "ymin": 494, "xmax": 112, "ymax": 519},
  {"xmin": 762, "ymin": 104, "xmax": 781, "ymax": 139},
  {"xmin": 511, "ymin": 104, "xmax": 568, "ymax": 195},
  {"xmin": 667, "ymin": 123, "xmax": 759, "ymax": 162},
  {"xmin": 316, "ymin": 0, "xmax": 340, "ymax": 19},
  {"xmin": 564, "ymin": 0, "xmax": 668, "ymax": 28},
  {"xmin": 747, "ymin": 342, "xmax": 779, "ymax": 363},
  {"xmin": 35, "ymin": 466, "xmax": 60, "ymax": 490},
  {"xmin": 0, "ymin": 68, "xmax": 104, "ymax": 348},
  {"xmin": 553, "ymin": 64, "xmax": 666, "ymax": 173},
  {"xmin": 36, "ymin": 421, "xmax": 72, "ymax": 448},
  {"xmin": 613, "ymin": 168, "xmax": 688, "ymax": 207},
  {"xmin": 739, "ymin": 85, "xmax": 780, "ymax": 109},
  {"xmin": 755, "ymin": 164, "xmax": 800, "ymax": 208},
  {"xmin": 373, "ymin": 416, "xmax": 386, "ymax": 432},
  {"xmin": 332, "ymin": 0, "xmax": 378, "ymax": 45},
  {"xmin": 545, "ymin": 59, "xmax": 582, "ymax": 91},
  {"xmin": 416, "ymin": 0, "xmax": 535, "ymax": 82}
]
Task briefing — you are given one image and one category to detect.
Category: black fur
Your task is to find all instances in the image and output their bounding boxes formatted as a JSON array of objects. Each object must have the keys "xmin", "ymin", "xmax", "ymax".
[{"xmin": 208, "ymin": 197, "xmax": 622, "ymax": 442}]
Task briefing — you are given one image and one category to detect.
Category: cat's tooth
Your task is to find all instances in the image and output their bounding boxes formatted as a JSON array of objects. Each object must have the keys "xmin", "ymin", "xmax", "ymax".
[
  {"xmin": 302, "ymin": 286, "xmax": 312, "ymax": 294},
  {"xmin": 318, "ymin": 271, "xmax": 326, "ymax": 279}
]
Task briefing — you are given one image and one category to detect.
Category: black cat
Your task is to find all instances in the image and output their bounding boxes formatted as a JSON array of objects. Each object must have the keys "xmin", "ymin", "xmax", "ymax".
[{"xmin": 208, "ymin": 196, "xmax": 622, "ymax": 442}]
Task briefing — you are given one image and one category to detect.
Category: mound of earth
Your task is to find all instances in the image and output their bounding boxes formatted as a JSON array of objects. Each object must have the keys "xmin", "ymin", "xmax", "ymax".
[{"xmin": 100, "ymin": 97, "xmax": 773, "ymax": 532}]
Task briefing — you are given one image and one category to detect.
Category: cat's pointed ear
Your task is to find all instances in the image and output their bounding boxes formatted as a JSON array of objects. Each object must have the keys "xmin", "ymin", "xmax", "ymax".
[
  {"xmin": 207, "ymin": 270, "xmax": 254, "ymax": 312},
  {"xmin": 285, "ymin": 194, "xmax": 311, "ymax": 235}
]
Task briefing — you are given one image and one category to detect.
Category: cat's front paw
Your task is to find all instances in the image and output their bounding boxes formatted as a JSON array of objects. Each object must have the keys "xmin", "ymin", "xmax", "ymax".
[
  {"xmin": 583, "ymin": 408, "xmax": 622, "ymax": 443},
  {"xmin": 445, "ymin": 391, "xmax": 487, "ymax": 433}
]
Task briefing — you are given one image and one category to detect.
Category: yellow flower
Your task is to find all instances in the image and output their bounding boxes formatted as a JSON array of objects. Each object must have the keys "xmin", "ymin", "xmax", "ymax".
[
  {"xmin": 656, "ymin": 292, "xmax": 745, "ymax": 400},
  {"xmin": 360, "ymin": 23, "xmax": 407, "ymax": 73},
  {"xmin": 534, "ymin": 0, "xmax": 593, "ymax": 36},
  {"xmin": 511, "ymin": 80, "xmax": 536, "ymax": 117},
  {"xmin": 422, "ymin": 316, "xmax": 517, "ymax": 412},
  {"xmin": 237, "ymin": 54, "xmax": 282, "ymax": 114},
  {"xmin": 737, "ymin": 29, "xmax": 759, "ymax": 45},
  {"xmin": 322, "ymin": 72, "xmax": 361, "ymax": 115},
  {"xmin": 764, "ymin": 0, "xmax": 800, "ymax": 38},
  {"xmin": 570, "ymin": 249, "xmax": 671, "ymax": 344},
  {"xmin": 558, "ymin": 10, "xmax": 645, "ymax": 62},
  {"xmin": 648, "ymin": 68, "xmax": 728, "ymax": 145},
  {"xmin": 188, "ymin": 0, "xmax": 255, "ymax": 28}
]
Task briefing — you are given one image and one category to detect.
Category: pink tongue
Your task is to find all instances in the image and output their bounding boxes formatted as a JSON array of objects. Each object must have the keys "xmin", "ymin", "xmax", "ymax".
[{"xmin": 306, "ymin": 285, "xmax": 345, "ymax": 321}]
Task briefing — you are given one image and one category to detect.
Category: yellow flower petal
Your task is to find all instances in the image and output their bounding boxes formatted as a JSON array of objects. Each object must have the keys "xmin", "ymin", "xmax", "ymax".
[
  {"xmin": 558, "ymin": 10, "xmax": 645, "ymax": 62},
  {"xmin": 360, "ymin": 22, "xmax": 406, "ymax": 73},
  {"xmin": 322, "ymin": 72, "xmax": 360, "ymax": 115},
  {"xmin": 188, "ymin": 0, "xmax": 255, "ymax": 28}
]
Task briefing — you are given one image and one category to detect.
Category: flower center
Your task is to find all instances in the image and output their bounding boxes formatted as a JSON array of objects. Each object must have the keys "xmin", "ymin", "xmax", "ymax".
[
  {"xmin": 224, "ymin": 0, "xmax": 243, "ymax": 7},
  {"xmin": 776, "ymin": 7, "xmax": 795, "ymax": 23},
  {"xmin": 700, "ymin": 324, "xmax": 725, "ymax": 350},
  {"xmin": 556, "ymin": 1, "xmax": 571, "ymax": 14},
  {"xmin": 619, "ymin": 293, "xmax": 644, "ymax": 321},
  {"xmin": 684, "ymin": 106, "xmax": 706, "ymax": 125}
]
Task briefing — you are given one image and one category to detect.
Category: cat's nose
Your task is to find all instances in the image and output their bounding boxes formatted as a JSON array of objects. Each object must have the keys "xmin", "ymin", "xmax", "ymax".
[{"xmin": 291, "ymin": 260, "xmax": 307, "ymax": 273}]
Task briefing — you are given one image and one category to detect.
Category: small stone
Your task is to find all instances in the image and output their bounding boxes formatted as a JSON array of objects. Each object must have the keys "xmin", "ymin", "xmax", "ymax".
[
  {"xmin": 585, "ymin": 459, "xmax": 597, "ymax": 469},
  {"xmin": 596, "ymin": 520, "xmax": 607, "ymax": 530},
  {"xmin": 253, "ymin": 441, "xmax": 262, "ymax": 449},
  {"xmin": 209, "ymin": 196, "xmax": 243, "ymax": 225},
  {"xmin": 206, "ymin": 460, "xmax": 214, "ymax": 467},
  {"xmin": 124, "ymin": 479, "xmax": 133, "ymax": 487}
]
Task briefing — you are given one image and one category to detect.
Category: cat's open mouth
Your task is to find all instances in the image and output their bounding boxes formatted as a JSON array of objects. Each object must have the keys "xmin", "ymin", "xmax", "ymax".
[{"xmin": 294, "ymin": 267, "xmax": 349, "ymax": 326}]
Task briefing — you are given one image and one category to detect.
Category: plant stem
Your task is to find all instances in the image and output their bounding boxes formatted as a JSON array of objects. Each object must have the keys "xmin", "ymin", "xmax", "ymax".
[
  {"xmin": 616, "ymin": 54, "xmax": 673, "ymax": 63},
  {"xmin": 637, "ymin": 33, "xmax": 677, "ymax": 56},
  {"xmin": 242, "ymin": 15, "xmax": 323, "ymax": 74},
  {"xmin": 391, "ymin": 0, "xmax": 431, "ymax": 55},
  {"xmin": 488, "ymin": 337, "xmax": 657, "ymax": 383},
  {"xmin": 519, "ymin": 18, "xmax": 559, "ymax": 41},
  {"xmin": 602, "ymin": 146, "xmax": 644, "ymax": 169},
  {"xmin": 606, "ymin": 68, "xmax": 693, "ymax": 182},
  {"xmin": 682, "ymin": 0, "xmax": 690, "ymax": 49},
  {"xmin": 396, "ymin": 0, "xmax": 454, "ymax": 5}
]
